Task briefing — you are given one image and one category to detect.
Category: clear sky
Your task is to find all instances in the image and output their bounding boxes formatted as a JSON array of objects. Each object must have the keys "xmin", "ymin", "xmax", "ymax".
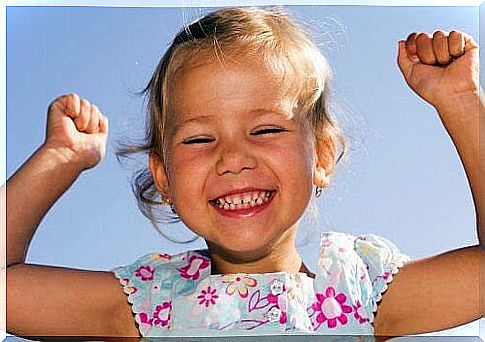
[{"xmin": 5, "ymin": 2, "xmax": 483, "ymax": 339}]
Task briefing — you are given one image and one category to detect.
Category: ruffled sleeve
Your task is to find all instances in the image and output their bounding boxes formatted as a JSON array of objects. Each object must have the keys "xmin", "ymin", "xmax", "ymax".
[
  {"xmin": 112, "ymin": 250, "xmax": 211, "ymax": 337},
  {"xmin": 354, "ymin": 234, "xmax": 411, "ymax": 316},
  {"xmin": 312, "ymin": 232, "xmax": 410, "ymax": 334},
  {"xmin": 111, "ymin": 252, "xmax": 180, "ymax": 337}
]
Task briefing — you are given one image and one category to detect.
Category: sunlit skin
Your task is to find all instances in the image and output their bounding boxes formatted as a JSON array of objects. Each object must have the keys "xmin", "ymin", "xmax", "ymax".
[
  {"xmin": 149, "ymin": 59, "xmax": 330, "ymax": 275},
  {"xmin": 5, "ymin": 22, "xmax": 483, "ymax": 338}
]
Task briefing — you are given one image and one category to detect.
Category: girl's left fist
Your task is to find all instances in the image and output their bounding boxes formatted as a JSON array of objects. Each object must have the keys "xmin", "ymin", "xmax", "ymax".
[{"xmin": 397, "ymin": 30, "xmax": 479, "ymax": 111}]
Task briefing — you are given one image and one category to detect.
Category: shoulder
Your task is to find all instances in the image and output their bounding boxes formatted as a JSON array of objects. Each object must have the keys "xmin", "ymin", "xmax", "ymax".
[
  {"xmin": 110, "ymin": 249, "xmax": 211, "ymax": 337},
  {"xmin": 318, "ymin": 231, "xmax": 410, "ymax": 268},
  {"xmin": 316, "ymin": 231, "xmax": 411, "ymax": 312},
  {"xmin": 315, "ymin": 232, "xmax": 410, "ymax": 329},
  {"xmin": 112, "ymin": 249, "xmax": 211, "ymax": 287}
]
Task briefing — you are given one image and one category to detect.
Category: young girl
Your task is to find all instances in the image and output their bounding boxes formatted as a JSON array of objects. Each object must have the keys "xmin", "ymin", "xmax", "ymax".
[{"xmin": 6, "ymin": 6, "xmax": 482, "ymax": 339}]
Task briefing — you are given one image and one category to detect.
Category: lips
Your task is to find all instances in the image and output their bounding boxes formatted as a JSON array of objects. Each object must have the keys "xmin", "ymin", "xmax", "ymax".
[
  {"xmin": 209, "ymin": 189, "xmax": 276, "ymax": 219},
  {"xmin": 209, "ymin": 188, "xmax": 276, "ymax": 212}
]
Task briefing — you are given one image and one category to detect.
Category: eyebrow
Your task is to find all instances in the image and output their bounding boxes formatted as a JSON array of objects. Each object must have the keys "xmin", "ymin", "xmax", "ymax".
[
  {"xmin": 172, "ymin": 114, "xmax": 214, "ymax": 131},
  {"xmin": 173, "ymin": 108, "xmax": 292, "ymax": 132},
  {"xmin": 182, "ymin": 114, "xmax": 214, "ymax": 124}
]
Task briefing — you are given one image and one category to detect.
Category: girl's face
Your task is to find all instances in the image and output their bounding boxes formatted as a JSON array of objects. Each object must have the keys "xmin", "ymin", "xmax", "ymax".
[{"xmin": 151, "ymin": 58, "xmax": 325, "ymax": 261}]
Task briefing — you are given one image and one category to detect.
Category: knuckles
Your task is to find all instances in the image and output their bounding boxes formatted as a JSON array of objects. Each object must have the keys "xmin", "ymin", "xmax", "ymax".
[
  {"xmin": 48, "ymin": 93, "xmax": 104, "ymax": 134},
  {"xmin": 405, "ymin": 29, "xmax": 466, "ymax": 65}
]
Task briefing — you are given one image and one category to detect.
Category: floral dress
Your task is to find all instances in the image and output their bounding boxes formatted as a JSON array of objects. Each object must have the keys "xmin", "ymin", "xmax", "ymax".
[{"xmin": 113, "ymin": 232, "xmax": 410, "ymax": 339}]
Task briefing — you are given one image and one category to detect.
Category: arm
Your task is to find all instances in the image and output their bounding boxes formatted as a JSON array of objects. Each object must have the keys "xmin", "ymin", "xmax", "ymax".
[
  {"xmin": 7, "ymin": 145, "xmax": 82, "ymax": 267},
  {"xmin": 434, "ymin": 90, "xmax": 484, "ymax": 245},
  {"xmin": 6, "ymin": 94, "xmax": 138, "ymax": 337},
  {"xmin": 7, "ymin": 93, "xmax": 105, "ymax": 267},
  {"xmin": 374, "ymin": 245, "xmax": 482, "ymax": 336},
  {"xmin": 397, "ymin": 31, "xmax": 483, "ymax": 246},
  {"xmin": 7, "ymin": 264, "xmax": 138, "ymax": 338},
  {"xmin": 374, "ymin": 30, "xmax": 483, "ymax": 336}
]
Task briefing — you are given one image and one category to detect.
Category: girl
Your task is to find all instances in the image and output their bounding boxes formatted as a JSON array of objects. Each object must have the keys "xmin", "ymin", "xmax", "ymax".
[{"xmin": 6, "ymin": 6, "xmax": 482, "ymax": 340}]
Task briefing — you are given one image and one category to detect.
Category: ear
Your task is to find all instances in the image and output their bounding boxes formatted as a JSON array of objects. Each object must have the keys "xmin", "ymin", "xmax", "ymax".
[
  {"xmin": 149, "ymin": 151, "xmax": 170, "ymax": 198},
  {"xmin": 312, "ymin": 136, "xmax": 337, "ymax": 189}
]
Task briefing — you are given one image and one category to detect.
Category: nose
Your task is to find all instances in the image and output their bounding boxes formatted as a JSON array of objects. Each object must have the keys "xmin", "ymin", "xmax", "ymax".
[{"xmin": 215, "ymin": 139, "xmax": 257, "ymax": 176}]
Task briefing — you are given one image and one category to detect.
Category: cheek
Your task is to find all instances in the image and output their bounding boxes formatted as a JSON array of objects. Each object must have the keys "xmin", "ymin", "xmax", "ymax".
[
  {"xmin": 264, "ymin": 138, "xmax": 315, "ymax": 198},
  {"xmin": 281, "ymin": 137, "xmax": 314, "ymax": 176},
  {"xmin": 167, "ymin": 152, "xmax": 208, "ymax": 197},
  {"xmin": 288, "ymin": 149, "xmax": 314, "ymax": 194}
]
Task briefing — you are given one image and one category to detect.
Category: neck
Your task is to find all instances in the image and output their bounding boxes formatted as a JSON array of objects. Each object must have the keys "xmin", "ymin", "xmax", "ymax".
[{"xmin": 207, "ymin": 227, "xmax": 303, "ymax": 275}]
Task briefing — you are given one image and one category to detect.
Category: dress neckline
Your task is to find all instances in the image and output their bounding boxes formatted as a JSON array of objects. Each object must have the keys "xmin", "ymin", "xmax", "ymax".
[{"xmin": 196, "ymin": 249, "xmax": 316, "ymax": 279}]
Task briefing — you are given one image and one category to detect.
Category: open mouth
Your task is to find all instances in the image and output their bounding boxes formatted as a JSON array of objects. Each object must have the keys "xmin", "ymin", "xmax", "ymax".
[{"xmin": 209, "ymin": 189, "xmax": 276, "ymax": 211}]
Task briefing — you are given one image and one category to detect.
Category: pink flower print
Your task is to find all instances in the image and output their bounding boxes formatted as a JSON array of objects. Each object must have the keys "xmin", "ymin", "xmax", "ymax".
[
  {"xmin": 312, "ymin": 286, "xmax": 352, "ymax": 329},
  {"xmin": 153, "ymin": 301, "xmax": 172, "ymax": 326},
  {"xmin": 197, "ymin": 286, "xmax": 219, "ymax": 307},
  {"xmin": 264, "ymin": 280, "xmax": 288, "ymax": 325},
  {"xmin": 135, "ymin": 265, "xmax": 154, "ymax": 281},
  {"xmin": 177, "ymin": 255, "xmax": 210, "ymax": 280},
  {"xmin": 353, "ymin": 300, "xmax": 369, "ymax": 324},
  {"xmin": 279, "ymin": 311, "xmax": 287, "ymax": 324},
  {"xmin": 267, "ymin": 293, "xmax": 278, "ymax": 304},
  {"xmin": 266, "ymin": 299, "xmax": 287, "ymax": 324},
  {"xmin": 139, "ymin": 312, "xmax": 152, "ymax": 326},
  {"xmin": 138, "ymin": 301, "xmax": 172, "ymax": 327},
  {"xmin": 381, "ymin": 270, "xmax": 392, "ymax": 281},
  {"xmin": 222, "ymin": 274, "xmax": 257, "ymax": 298},
  {"xmin": 277, "ymin": 292, "xmax": 288, "ymax": 324}
]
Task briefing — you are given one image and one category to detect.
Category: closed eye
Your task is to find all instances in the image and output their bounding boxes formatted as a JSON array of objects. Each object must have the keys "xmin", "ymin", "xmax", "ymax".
[
  {"xmin": 182, "ymin": 137, "xmax": 215, "ymax": 145},
  {"xmin": 251, "ymin": 128, "xmax": 287, "ymax": 135}
]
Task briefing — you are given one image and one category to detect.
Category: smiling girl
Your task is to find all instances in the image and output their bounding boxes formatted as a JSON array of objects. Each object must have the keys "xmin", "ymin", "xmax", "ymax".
[{"xmin": 6, "ymin": 6, "xmax": 482, "ymax": 340}]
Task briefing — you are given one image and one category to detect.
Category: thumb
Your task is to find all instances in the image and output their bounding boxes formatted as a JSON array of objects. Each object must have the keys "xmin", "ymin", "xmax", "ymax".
[
  {"xmin": 463, "ymin": 32, "xmax": 479, "ymax": 62},
  {"xmin": 397, "ymin": 40, "xmax": 418, "ymax": 81},
  {"xmin": 463, "ymin": 32, "xmax": 479, "ymax": 51},
  {"xmin": 98, "ymin": 113, "xmax": 109, "ymax": 135}
]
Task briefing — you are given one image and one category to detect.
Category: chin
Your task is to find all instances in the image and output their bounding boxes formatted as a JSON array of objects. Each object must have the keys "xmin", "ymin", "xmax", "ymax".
[{"xmin": 206, "ymin": 232, "xmax": 286, "ymax": 263}]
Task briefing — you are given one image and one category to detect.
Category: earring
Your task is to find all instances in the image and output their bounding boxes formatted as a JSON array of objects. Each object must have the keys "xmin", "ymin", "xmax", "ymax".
[
  {"xmin": 161, "ymin": 197, "xmax": 171, "ymax": 205},
  {"xmin": 161, "ymin": 196, "xmax": 177, "ymax": 215},
  {"xmin": 315, "ymin": 187, "xmax": 323, "ymax": 198}
]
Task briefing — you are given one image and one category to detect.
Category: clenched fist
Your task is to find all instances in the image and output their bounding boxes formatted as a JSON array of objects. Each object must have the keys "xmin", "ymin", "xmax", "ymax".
[
  {"xmin": 397, "ymin": 30, "xmax": 479, "ymax": 113},
  {"xmin": 44, "ymin": 93, "xmax": 108, "ymax": 171}
]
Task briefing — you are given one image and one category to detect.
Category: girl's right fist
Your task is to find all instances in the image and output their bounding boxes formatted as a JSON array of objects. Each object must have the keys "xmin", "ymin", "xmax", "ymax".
[{"xmin": 43, "ymin": 93, "xmax": 108, "ymax": 171}]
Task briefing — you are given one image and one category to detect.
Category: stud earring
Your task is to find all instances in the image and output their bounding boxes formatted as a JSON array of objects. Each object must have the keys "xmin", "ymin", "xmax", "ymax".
[
  {"xmin": 161, "ymin": 196, "xmax": 177, "ymax": 214},
  {"xmin": 315, "ymin": 187, "xmax": 323, "ymax": 198},
  {"xmin": 161, "ymin": 197, "xmax": 171, "ymax": 205}
]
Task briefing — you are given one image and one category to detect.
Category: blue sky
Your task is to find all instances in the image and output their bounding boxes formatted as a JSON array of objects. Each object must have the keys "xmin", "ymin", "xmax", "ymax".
[{"xmin": 5, "ymin": 2, "xmax": 484, "ymax": 338}]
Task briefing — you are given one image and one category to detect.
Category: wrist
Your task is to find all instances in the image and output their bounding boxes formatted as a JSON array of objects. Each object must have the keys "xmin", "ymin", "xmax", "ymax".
[
  {"xmin": 38, "ymin": 143, "xmax": 87, "ymax": 175},
  {"xmin": 434, "ymin": 91, "xmax": 481, "ymax": 132}
]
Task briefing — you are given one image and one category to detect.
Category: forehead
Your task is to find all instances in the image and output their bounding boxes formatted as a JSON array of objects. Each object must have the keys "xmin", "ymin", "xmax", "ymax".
[{"xmin": 170, "ymin": 58, "xmax": 299, "ymax": 123}]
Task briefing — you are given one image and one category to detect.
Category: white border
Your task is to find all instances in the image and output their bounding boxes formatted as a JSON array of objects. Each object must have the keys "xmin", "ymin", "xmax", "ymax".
[
  {"xmin": 3, "ymin": 0, "xmax": 483, "ymax": 6},
  {"xmin": 1, "ymin": 2, "xmax": 6, "ymax": 339},
  {"xmin": 1, "ymin": 0, "xmax": 483, "ymax": 340}
]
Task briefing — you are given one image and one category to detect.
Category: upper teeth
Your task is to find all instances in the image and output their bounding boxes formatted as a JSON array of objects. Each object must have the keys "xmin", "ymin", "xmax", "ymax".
[{"xmin": 215, "ymin": 190, "xmax": 271, "ymax": 206}]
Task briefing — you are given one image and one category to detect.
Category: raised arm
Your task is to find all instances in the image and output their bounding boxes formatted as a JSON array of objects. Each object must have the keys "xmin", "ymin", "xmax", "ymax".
[
  {"xmin": 373, "ymin": 30, "xmax": 483, "ymax": 337},
  {"xmin": 7, "ymin": 144, "xmax": 83, "ymax": 267},
  {"xmin": 7, "ymin": 94, "xmax": 106, "ymax": 267},
  {"xmin": 397, "ymin": 31, "xmax": 483, "ymax": 245},
  {"xmin": 6, "ymin": 94, "xmax": 137, "ymax": 337}
]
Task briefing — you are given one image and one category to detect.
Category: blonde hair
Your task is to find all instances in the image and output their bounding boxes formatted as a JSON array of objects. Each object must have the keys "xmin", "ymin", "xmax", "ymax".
[{"xmin": 117, "ymin": 6, "xmax": 347, "ymax": 228}]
